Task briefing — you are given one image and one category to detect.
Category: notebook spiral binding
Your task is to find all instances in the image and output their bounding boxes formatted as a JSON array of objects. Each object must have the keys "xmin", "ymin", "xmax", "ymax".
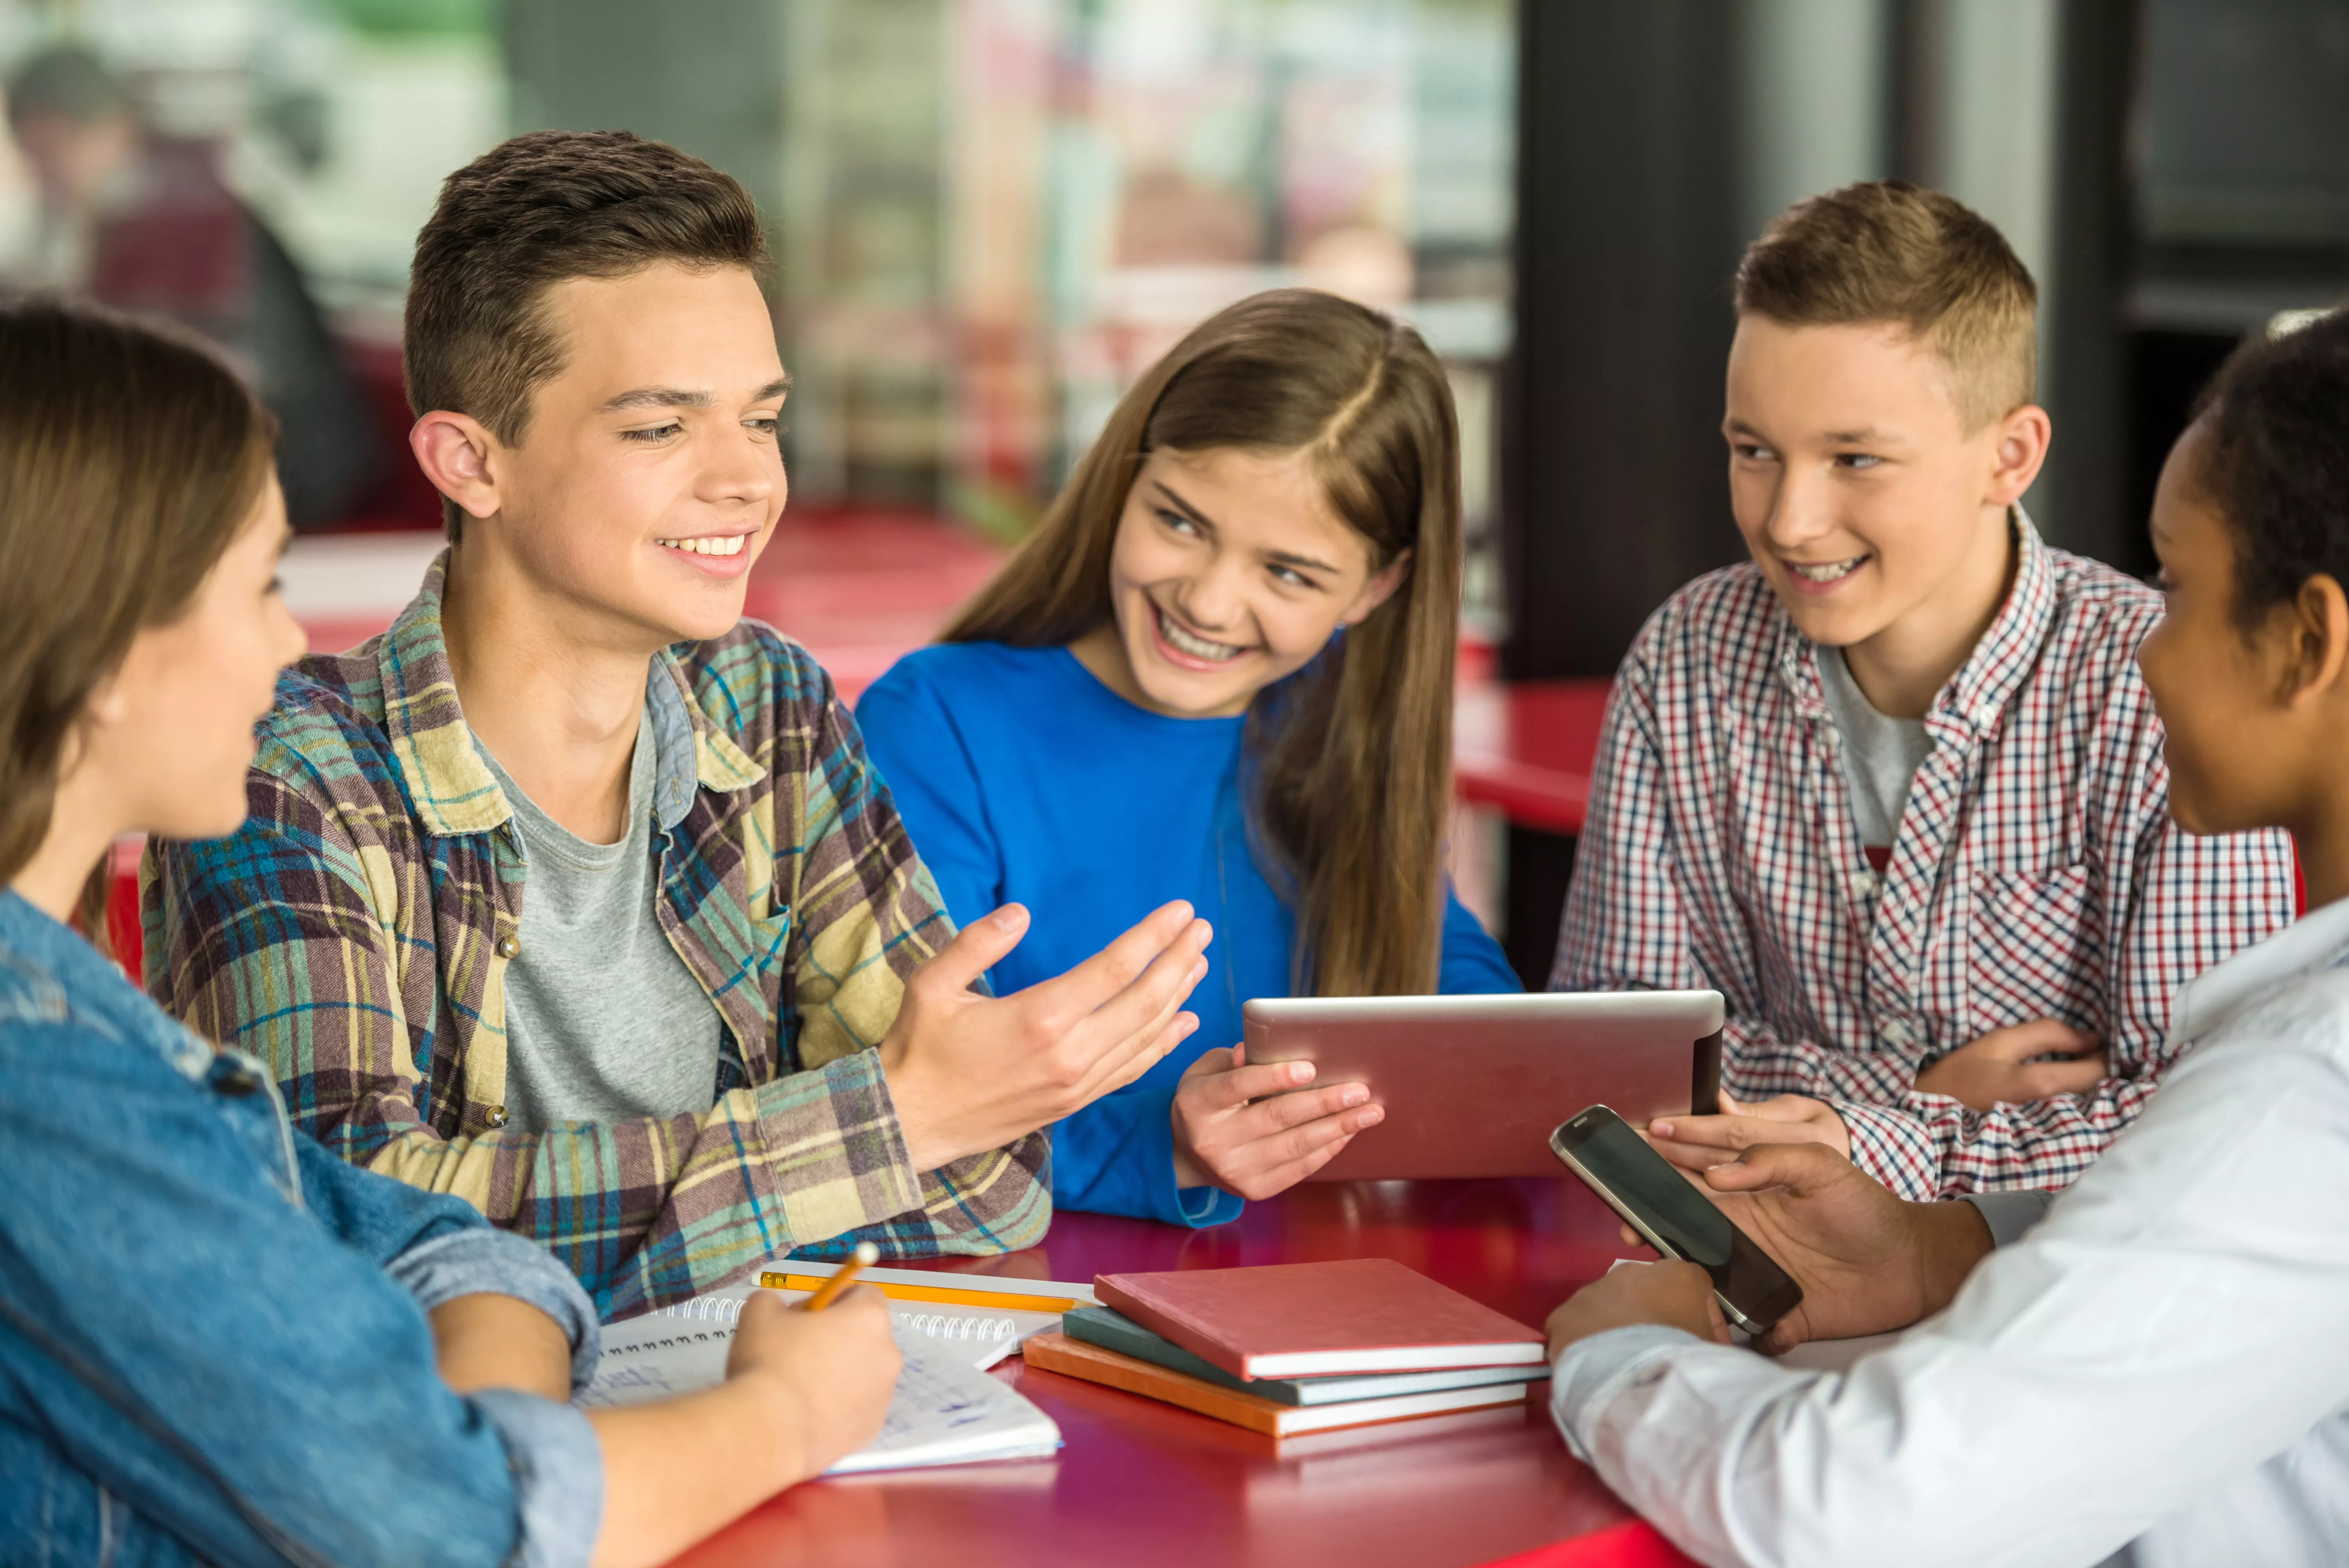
[{"xmin": 651, "ymin": 1295, "xmax": 1017, "ymax": 1345}]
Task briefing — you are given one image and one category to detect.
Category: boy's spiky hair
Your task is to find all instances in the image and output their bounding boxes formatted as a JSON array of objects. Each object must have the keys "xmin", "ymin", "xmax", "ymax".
[{"xmin": 1736, "ymin": 180, "xmax": 2037, "ymax": 431}]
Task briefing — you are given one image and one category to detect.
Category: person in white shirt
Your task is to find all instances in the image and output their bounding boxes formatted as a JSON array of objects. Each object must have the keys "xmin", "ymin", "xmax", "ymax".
[{"xmin": 1543, "ymin": 306, "xmax": 2349, "ymax": 1568}]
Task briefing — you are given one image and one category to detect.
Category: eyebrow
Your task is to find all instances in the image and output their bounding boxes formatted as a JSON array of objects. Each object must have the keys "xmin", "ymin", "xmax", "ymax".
[
  {"xmin": 601, "ymin": 374, "xmax": 793, "ymax": 413},
  {"xmin": 1151, "ymin": 479, "xmax": 1342, "ymax": 575}
]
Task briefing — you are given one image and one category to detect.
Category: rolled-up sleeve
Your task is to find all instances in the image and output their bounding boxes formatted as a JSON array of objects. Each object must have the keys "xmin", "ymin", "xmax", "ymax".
[
  {"xmin": 386, "ymin": 1226, "xmax": 603, "ymax": 1395},
  {"xmin": 469, "ymin": 1388, "xmax": 604, "ymax": 1568}
]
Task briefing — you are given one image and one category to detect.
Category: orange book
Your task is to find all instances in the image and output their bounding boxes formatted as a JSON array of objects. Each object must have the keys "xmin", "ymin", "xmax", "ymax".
[{"xmin": 1020, "ymin": 1332, "xmax": 1529, "ymax": 1437}]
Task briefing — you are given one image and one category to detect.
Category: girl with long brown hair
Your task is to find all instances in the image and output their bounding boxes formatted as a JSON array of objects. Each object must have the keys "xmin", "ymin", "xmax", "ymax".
[
  {"xmin": 0, "ymin": 297, "xmax": 899, "ymax": 1568},
  {"xmin": 859, "ymin": 288, "xmax": 1518, "ymax": 1226}
]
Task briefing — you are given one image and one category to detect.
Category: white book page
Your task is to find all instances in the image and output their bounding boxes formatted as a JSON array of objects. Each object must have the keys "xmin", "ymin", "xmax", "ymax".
[{"xmin": 579, "ymin": 1324, "xmax": 1059, "ymax": 1472}]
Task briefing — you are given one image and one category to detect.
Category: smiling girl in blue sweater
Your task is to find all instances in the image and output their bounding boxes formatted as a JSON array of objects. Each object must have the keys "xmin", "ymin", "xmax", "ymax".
[{"xmin": 859, "ymin": 289, "xmax": 1518, "ymax": 1228}]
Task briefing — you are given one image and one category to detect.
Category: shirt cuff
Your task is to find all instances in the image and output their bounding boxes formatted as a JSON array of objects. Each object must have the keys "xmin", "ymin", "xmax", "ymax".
[
  {"xmin": 1133, "ymin": 1081, "xmax": 1245, "ymax": 1229},
  {"xmin": 469, "ymin": 1388, "xmax": 603, "ymax": 1568},
  {"xmin": 1834, "ymin": 1099, "xmax": 1941, "ymax": 1201},
  {"xmin": 1960, "ymin": 1188, "xmax": 2056, "ymax": 1249},
  {"xmin": 1547, "ymin": 1322, "xmax": 1700, "ymax": 1465},
  {"xmin": 385, "ymin": 1226, "xmax": 602, "ymax": 1396}
]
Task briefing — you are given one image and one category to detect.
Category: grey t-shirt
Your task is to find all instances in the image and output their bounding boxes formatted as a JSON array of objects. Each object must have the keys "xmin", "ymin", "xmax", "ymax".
[
  {"xmin": 1816, "ymin": 647, "xmax": 1934, "ymax": 852},
  {"xmin": 474, "ymin": 707, "xmax": 722, "ymax": 1133}
]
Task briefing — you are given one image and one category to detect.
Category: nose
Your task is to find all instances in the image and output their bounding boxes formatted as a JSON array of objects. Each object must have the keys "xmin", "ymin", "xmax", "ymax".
[
  {"xmin": 698, "ymin": 426, "xmax": 781, "ymax": 513},
  {"xmin": 1172, "ymin": 554, "xmax": 1251, "ymax": 633},
  {"xmin": 1762, "ymin": 464, "xmax": 1836, "ymax": 553}
]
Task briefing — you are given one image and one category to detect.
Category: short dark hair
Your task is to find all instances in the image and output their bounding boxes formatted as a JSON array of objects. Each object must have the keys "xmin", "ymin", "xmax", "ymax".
[
  {"xmin": 1736, "ymin": 180, "xmax": 2037, "ymax": 431},
  {"xmin": 403, "ymin": 129, "xmax": 771, "ymax": 540},
  {"xmin": 2189, "ymin": 307, "xmax": 2349, "ymax": 630},
  {"xmin": 6, "ymin": 44, "xmax": 131, "ymax": 127}
]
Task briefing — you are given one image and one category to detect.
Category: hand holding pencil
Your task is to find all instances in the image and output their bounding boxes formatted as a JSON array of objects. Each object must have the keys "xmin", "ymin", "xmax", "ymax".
[{"xmin": 726, "ymin": 1244, "xmax": 899, "ymax": 1480}]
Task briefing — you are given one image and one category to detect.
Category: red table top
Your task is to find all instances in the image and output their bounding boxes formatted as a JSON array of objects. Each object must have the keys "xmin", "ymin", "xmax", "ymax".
[
  {"xmin": 665, "ymin": 1180, "xmax": 1694, "ymax": 1568},
  {"xmin": 1451, "ymin": 680, "xmax": 1613, "ymax": 837}
]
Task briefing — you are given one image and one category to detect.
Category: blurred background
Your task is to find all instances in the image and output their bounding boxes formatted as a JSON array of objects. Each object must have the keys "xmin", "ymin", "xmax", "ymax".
[{"xmin": 11, "ymin": 0, "xmax": 2344, "ymax": 984}]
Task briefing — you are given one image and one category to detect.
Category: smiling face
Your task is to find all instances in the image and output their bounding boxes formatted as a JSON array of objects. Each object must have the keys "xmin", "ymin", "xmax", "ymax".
[
  {"xmin": 86, "ymin": 476, "xmax": 306, "ymax": 839},
  {"xmin": 1083, "ymin": 445, "xmax": 1408, "ymax": 718},
  {"xmin": 459, "ymin": 262, "xmax": 788, "ymax": 649},
  {"xmin": 1723, "ymin": 315, "xmax": 2044, "ymax": 683}
]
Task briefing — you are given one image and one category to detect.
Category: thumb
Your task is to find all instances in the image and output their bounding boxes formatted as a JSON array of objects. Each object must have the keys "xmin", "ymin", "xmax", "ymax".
[
  {"xmin": 921, "ymin": 904, "xmax": 1030, "ymax": 993},
  {"xmin": 1718, "ymin": 1089, "xmax": 1745, "ymax": 1114},
  {"xmin": 1702, "ymin": 1140, "xmax": 1839, "ymax": 1194},
  {"xmin": 1181, "ymin": 1045, "xmax": 1238, "ymax": 1081}
]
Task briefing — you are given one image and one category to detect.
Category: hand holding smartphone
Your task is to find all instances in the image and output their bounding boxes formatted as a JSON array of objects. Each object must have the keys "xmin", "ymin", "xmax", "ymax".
[{"xmin": 1550, "ymin": 1104, "xmax": 1804, "ymax": 1335}]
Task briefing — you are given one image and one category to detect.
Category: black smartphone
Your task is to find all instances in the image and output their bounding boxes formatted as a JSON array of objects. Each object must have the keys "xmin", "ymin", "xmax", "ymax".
[{"xmin": 1549, "ymin": 1103, "xmax": 1804, "ymax": 1335}]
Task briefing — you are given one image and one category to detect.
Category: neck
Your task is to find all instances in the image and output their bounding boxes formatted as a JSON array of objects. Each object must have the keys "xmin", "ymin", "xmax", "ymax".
[
  {"xmin": 1841, "ymin": 507, "xmax": 2017, "ymax": 720},
  {"xmin": 2290, "ymin": 778, "xmax": 2349, "ymax": 912},
  {"xmin": 441, "ymin": 540, "xmax": 653, "ymax": 844},
  {"xmin": 9, "ymin": 763, "xmax": 122, "ymax": 928}
]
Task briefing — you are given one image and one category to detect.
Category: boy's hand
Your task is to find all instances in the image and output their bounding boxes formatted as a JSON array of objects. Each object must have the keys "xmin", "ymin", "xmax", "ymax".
[
  {"xmin": 1691, "ymin": 1144, "xmax": 1990, "ymax": 1352},
  {"xmin": 1546, "ymin": 1261, "xmax": 1725, "ymax": 1358},
  {"xmin": 880, "ymin": 901, "xmax": 1213, "ymax": 1171},
  {"xmin": 1913, "ymin": 1017, "xmax": 2106, "ymax": 1110},
  {"xmin": 1169, "ymin": 1045, "xmax": 1383, "ymax": 1199},
  {"xmin": 726, "ymin": 1287, "xmax": 901, "ymax": 1481},
  {"xmin": 1644, "ymin": 1090, "xmax": 1850, "ymax": 1172}
]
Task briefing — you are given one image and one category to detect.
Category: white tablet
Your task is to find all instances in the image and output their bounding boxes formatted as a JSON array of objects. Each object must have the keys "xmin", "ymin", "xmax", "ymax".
[{"xmin": 1240, "ymin": 991, "xmax": 1726, "ymax": 1181}]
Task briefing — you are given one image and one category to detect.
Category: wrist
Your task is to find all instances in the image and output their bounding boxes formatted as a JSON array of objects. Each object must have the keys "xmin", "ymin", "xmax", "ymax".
[
  {"xmin": 1908, "ymin": 1198, "xmax": 1995, "ymax": 1317},
  {"xmin": 1168, "ymin": 1102, "xmax": 1210, "ymax": 1190},
  {"xmin": 727, "ymin": 1364, "xmax": 824, "ymax": 1487},
  {"xmin": 876, "ymin": 1041, "xmax": 946, "ymax": 1172}
]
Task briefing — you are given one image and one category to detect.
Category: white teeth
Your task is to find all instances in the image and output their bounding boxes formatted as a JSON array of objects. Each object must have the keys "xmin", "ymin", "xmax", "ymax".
[
  {"xmin": 1789, "ymin": 556, "xmax": 1864, "ymax": 583},
  {"xmin": 657, "ymin": 535, "xmax": 747, "ymax": 558},
  {"xmin": 1157, "ymin": 606, "xmax": 1242, "ymax": 663}
]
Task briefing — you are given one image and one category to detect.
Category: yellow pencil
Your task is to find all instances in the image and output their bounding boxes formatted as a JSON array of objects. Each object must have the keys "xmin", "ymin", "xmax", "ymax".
[{"xmin": 800, "ymin": 1242, "xmax": 879, "ymax": 1312}]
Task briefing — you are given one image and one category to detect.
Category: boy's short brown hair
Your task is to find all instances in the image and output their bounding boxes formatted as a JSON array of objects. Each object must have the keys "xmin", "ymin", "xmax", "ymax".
[
  {"xmin": 404, "ymin": 129, "xmax": 771, "ymax": 541},
  {"xmin": 1734, "ymin": 180, "xmax": 2036, "ymax": 432}
]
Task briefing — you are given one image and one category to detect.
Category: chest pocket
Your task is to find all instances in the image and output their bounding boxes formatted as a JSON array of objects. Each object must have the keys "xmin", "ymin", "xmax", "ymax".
[{"xmin": 1966, "ymin": 864, "xmax": 2099, "ymax": 1035}]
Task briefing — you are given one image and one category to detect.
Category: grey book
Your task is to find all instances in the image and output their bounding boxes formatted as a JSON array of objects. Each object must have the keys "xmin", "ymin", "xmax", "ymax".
[{"xmin": 1061, "ymin": 1306, "xmax": 1550, "ymax": 1408}]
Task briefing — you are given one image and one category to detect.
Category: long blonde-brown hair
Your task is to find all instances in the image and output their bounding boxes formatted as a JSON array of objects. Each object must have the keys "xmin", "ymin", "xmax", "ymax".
[
  {"xmin": 946, "ymin": 289, "xmax": 1462, "ymax": 996},
  {"xmin": 0, "ymin": 299, "xmax": 276, "ymax": 935}
]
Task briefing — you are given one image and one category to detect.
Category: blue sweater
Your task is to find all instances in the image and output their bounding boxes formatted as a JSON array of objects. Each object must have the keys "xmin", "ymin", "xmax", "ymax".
[{"xmin": 857, "ymin": 641, "xmax": 1520, "ymax": 1228}]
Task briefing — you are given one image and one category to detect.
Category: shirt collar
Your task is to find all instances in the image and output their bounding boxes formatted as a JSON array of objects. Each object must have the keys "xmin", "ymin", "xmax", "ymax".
[
  {"xmin": 2173, "ymin": 894, "xmax": 2349, "ymax": 1045},
  {"xmin": 377, "ymin": 551, "xmax": 766, "ymax": 839},
  {"xmin": 1774, "ymin": 507, "xmax": 2057, "ymax": 739}
]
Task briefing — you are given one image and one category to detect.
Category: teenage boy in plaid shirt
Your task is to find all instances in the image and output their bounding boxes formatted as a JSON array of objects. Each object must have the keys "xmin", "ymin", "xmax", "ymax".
[
  {"xmin": 144, "ymin": 131, "xmax": 1213, "ymax": 1319},
  {"xmin": 1552, "ymin": 182, "xmax": 2295, "ymax": 1200}
]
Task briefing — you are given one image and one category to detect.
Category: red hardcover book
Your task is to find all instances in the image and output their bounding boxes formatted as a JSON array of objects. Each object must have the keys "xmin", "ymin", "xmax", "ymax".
[{"xmin": 1091, "ymin": 1258, "xmax": 1545, "ymax": 1381}]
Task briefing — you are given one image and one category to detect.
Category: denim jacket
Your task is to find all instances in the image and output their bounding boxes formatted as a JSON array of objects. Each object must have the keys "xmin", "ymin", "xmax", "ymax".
[{"xmin": 0, "ymin": 891, "xmax": 602, "ymax": 1568}]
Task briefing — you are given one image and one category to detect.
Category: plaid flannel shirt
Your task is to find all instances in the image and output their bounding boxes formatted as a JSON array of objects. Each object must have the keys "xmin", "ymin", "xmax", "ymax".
[
  {"xmin": 1552, "ymin": 515, "xmax": 2297, "ymax": 1199},
  {"xmin": 144, "ymin": 553, "xmax": 1048, "ymax": 1318}
]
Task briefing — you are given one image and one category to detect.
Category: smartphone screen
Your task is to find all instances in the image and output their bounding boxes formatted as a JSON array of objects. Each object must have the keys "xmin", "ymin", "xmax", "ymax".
[{"xmin": 1550, "ymin": 1104, "xmax": 1804, "ymax": 1333}]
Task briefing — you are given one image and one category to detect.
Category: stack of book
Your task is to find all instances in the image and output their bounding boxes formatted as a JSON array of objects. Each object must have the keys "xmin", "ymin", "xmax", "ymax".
[{"xmin": 1020, "ymin": 1258, "xmax": 1550, "ymax": 1437}]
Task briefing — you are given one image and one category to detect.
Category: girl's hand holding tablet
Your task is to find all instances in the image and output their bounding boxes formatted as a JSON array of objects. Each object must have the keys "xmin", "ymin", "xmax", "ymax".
[{"xmin": 1168, "ymin": 1044, "xmax": 1382, "ymax": 1199}]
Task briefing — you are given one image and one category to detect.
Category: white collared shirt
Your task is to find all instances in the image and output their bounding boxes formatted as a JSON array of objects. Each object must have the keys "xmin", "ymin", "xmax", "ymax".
[{"xmin": 1552, "ymin": 895, "xmax": 2349, "ymax": 1568}]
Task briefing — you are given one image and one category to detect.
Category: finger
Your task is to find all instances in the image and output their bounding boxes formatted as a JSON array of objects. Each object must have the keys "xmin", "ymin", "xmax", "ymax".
[
  {"xmin": 1179, "ymin": 1045, "xmax": 1240, "ymax": 1082},
  {"xmin": 1619, "ymin": 1222, "xmax": 1646, "ymax": 1249},
  {"xmin": 1703, "ymin": 1290, "xmax": 1732, "ymax": 1346},
  {"xmin": 1701, "ymin": 1140, "xmax": 1853, "ymax": 1196},
  {"xmin": 1070, "ymin": 953, "xmax": 1210, "ymax": 1100},
  {"xmin": 1643, "ymin": 1132, "xmax": 1750, "ymax": 1172},
  {"xmin": 918, "ymin": 904, "xmax": 1032, "ymax": 994},
  {"xmin": 1195, "ymin": 1057, "xmax": 1323, "ymax": 1111},
  {"xmin": 1242, "ymin": 1130, "xmax": 1361, "ymax": 1196},
  {"xmin": 1073, "ymin": 928, "xmax": 1217, "ymax": 1061},
  {"xmin": 1237, "ymin": 1114, "xmax": 1374, "ymax": 1188},
  {"xmin": 2017, "ymin": 1056, "xmax": 2108, "ymax": 1101},
  {"xmin": 1643, "ymin": 1114, "xmax": 1785, "ymax": 1153},
  {"xmin": 1228, "ymin": 1081, "xmax": 1369, "ymax": 1135},
  {"xmin": 1018, "ymin": 902, "xmax": 1202, "ymax": 1020},
  {"xmin": 1086, "ymin": 1012, "xmax": 1200, "ymax": 1099}
]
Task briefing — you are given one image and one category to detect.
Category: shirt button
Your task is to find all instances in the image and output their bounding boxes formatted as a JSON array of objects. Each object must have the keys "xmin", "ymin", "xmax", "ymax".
[
  {"xmin": 214, "ymin": 1062, "xmax": 263, "ymax": 1098},
  {"xmin": 1849, "ymin": 871, "xmax": 1879, "ymax": 900},
  {"xmin": 1880, "ymin": 1018, "xmax": 1916, "ymax": 1048},
  {"xmin": 495, "ymin": 934, "xmax": 520, "ymax": 960},
  {"xmin": 484, "ymin": 1105, "xmax": 510, "ymax": 1129}
]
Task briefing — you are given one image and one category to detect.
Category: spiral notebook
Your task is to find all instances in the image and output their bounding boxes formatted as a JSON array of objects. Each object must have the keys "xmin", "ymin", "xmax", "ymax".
[{"xmin": 582, "ymin": 1297, "xmax": 1063, "ymax": 1474}]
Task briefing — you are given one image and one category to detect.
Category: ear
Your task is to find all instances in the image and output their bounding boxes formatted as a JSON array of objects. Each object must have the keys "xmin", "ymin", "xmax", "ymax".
[
  {"xmin": 2277, "ymin": 573, "xmax": 2349, "ymax": 711},
  {"xmin": 410, "ymin": 411, "xmax": 504, "ymax": 523},
  {"xmin": 1340, "ymin": 549, "xmax": 1413, "ymax": 627},
  {"xmin": 1985, "ymin": 403, "xmax": 2053, "ymax": 507}
]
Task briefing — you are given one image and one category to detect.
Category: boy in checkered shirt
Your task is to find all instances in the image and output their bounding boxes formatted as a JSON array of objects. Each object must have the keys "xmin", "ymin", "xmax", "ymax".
[{"xmin": 1551, "ymin": 182, "xmax": 2295, "ymax": 1199}]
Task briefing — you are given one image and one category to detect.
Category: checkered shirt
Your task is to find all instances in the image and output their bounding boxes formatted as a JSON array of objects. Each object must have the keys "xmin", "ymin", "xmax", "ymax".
[
  {"xmin": 1552, "ymin": 516, "xmax": 2297, "ymax": 1199},
  {"xmin": 143, "ymin": 552, "xmax": 1048, "ymax": 1318}
]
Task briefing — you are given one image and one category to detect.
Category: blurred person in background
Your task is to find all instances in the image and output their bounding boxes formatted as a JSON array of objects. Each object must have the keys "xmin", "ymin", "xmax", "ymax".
[{"xmin": 3, "ymin": 42, "xmax": 377, "ymax": 530}]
